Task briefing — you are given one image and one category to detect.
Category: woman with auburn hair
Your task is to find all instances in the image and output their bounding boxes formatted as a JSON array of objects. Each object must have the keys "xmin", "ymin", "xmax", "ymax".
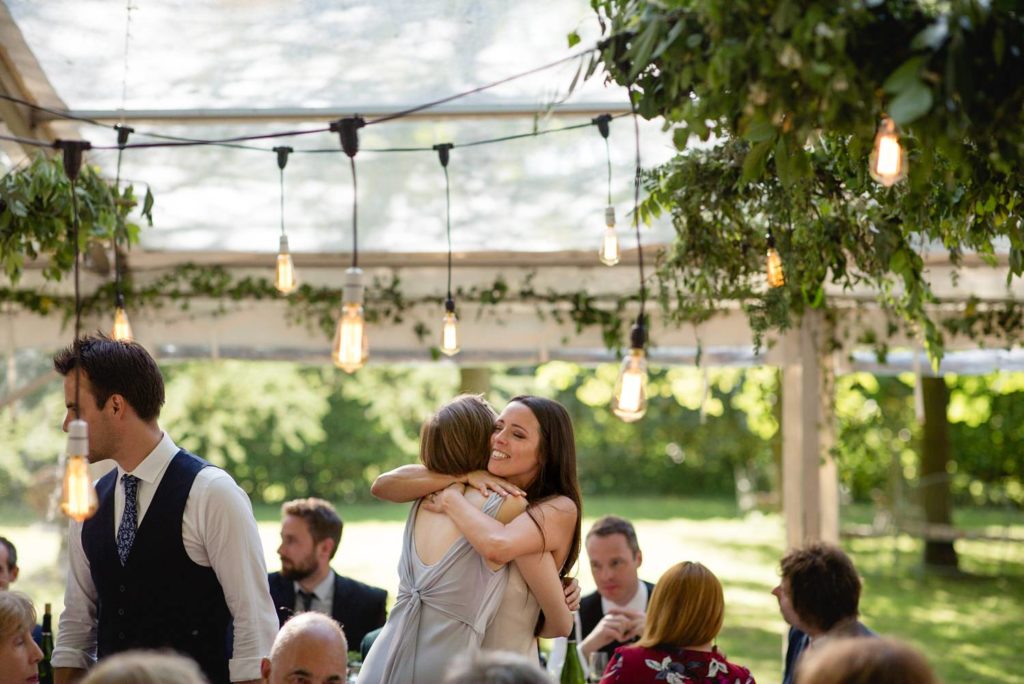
[
  {"xmin": 601, "ymin": 562, "xmax": 754, "ymax": 684},
  {"xmin": 796, "ymin": 636, "xmax": 939, "ymax": 684},
  {"xmin": 0, "ymin": 592, "xmax": 43, "ymax": 684}
]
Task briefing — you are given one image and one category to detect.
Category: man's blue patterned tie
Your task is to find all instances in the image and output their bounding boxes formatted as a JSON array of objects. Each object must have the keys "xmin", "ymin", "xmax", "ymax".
[{"xmin": 116, "ymin": 474, "xmax": 139, "ymax": 566}]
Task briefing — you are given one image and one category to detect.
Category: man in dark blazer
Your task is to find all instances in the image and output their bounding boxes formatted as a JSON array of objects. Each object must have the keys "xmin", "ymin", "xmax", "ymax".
[
  {"xmin": 578, "ymin": 516, "xmax": 653, "ymax": 661},
  {"xmin": 268, "ymin": 498, "xmax": 387, "ymax": 650},
  {"xmin": 773, "ymin": 542, "xmax": 876, "ymax": 684}
]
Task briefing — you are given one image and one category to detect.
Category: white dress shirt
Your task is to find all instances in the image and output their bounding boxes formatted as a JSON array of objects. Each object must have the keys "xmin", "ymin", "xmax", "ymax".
[
  {"xmin": 547, "ymin": 580, "xmax": 649, "ymax": 677},
  {"xmin": 53, "ymin": 432, "xmax": 279, "ymax": 681},
  {"xmin": 294, "ymin": 569, "xmax": 336, "ymax": 616}
]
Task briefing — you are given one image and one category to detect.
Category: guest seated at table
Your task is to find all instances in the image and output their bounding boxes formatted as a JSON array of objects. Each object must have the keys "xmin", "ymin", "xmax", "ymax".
[
  {"xmin": 261, "ymin": 612, "xmax": 348, "ymax": 684},
  {"xmin": 80, "ymin": 650, "xmax": 209, "ymax": 684},
  {"xmin": 601, "ymin": 561, "xmax": 754, "ymax": 684},
  {"xmin": 796, "ymin": 636, "xmax": 938, "ymax": 684},
  {"xmin": 444, "ymin": 650, "xmax": 551, "ymax": 684},
  {"xmin": 0, "ymin": 591, "xmax": 43, "ymax": 684},
  {"xmin": 772, "ymin": 543, "xmax": 875, "ymax": 684}
]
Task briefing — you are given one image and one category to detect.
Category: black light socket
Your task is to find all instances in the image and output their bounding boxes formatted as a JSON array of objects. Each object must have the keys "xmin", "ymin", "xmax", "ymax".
[
  {"xmin": 593, "ymin": 113, "xmax": 612, "ymax": 139},
  {"xmin": 445, "ymin": 297, "xmax": 456, "ymax": 313},
  {"xmin": 331, "ymin": 117, "xmax": 365, "ymax": 158},
  {"xmin": 629, "ymin": 314, "xmax": 646, "ymax": 349},
  {"xmin": 274, "ymin": 146, "xmax": 293, "ymax": 170},
  {"xmin": 434, "ymin": 143, "xmax": 453, "ymax": 168},
  {"xmin": 55, "ymin": 140, "xmax": 91, "ymax": 182}
]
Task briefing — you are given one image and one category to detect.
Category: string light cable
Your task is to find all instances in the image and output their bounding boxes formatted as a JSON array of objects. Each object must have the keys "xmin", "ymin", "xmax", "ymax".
[
  {"xmin": 610, "ymin": 93, "xmax": 649, "ymax": 423},
  {"xmin": 273, "ymin": 146, "xmax": 298, "ymax": 294},
  {"xmin": 329, "ymin": 117, "xmax": 369, "ymax": 373},
  {"xmin": 435, "ymin": 142, "xmax": 460, "ymax": 356},
  {"xmin": 54, "ymin": 139, "xmax": 99, "ymax": 521},
  {"xmin": 594, "ymin": 113, "xmax": 620, "ymax": 266}
]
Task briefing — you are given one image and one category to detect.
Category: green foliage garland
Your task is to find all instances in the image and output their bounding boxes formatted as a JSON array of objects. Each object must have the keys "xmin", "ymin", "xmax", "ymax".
[{"xmin": 586, "ymin": 0, "xmax": 1024, "ymax": 361}]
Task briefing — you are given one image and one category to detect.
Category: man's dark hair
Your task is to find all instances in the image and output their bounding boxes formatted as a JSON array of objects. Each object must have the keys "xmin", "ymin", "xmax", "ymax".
[
  {"xmin": 53, "ymin": 335, "xmax": 165, "ymax": 421},
  {"xmin": 282, "ymin": 498, "xmax": 343, "ymax": 560},
  {"xmin": 780, "ymin": 542, "xmax": 862, "ymax": 633},
  {"xmin": 0, "ymin": 537, "xmax": 16, "ymax": 570},
  {"xmin": 586, "ymin": 515, "xmax": 640, "ymax": 557}
]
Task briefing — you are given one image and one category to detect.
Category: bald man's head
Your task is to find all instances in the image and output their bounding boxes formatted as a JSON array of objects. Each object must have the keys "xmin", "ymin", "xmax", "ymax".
[{"xmin": 261, "ymin": 613, "xmax": 348, "ymax": 684}]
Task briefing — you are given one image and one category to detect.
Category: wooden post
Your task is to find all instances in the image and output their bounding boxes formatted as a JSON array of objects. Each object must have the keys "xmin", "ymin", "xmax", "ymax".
[{"xmin": 781, "ymin": 310, "xmax": 839, "ymax": 548}]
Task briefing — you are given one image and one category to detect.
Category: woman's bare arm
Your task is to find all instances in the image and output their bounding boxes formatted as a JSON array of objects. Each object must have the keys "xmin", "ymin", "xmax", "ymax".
[
  {"xmin": 425, "ymin": 490, "xmax": 577, "ymax": 566},
  {"xmin": 516, "ymin": 552, "xmax": 574, "ymax": 638},
  {"xmin": 371, "ymin": 464, "xmax": 460, "ymax": 502},
  {"xmin": 372, "ymin": 465, "xmax": 527, "ymax": 503}
]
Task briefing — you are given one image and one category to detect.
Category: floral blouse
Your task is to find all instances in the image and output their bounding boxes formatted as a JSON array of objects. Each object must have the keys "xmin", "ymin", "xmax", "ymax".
[{"xmin": 601, "ymin": 644, "xmax": 755, "ymax": 684}]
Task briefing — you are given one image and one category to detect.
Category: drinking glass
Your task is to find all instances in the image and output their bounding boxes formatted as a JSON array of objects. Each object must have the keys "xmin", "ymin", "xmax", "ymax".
[{"xmin": 587, "ymin": 652, "xmax": 609, "ymax": 682}]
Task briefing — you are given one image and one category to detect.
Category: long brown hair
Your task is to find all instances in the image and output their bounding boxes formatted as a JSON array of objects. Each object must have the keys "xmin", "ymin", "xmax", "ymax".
[{"xmin": 507, "ymin": 395, "xmax": 582, "ymax": 579}]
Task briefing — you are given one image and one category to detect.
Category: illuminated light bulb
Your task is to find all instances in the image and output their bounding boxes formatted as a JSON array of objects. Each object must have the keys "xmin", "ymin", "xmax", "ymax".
[
  {"xmin": 599, "ymin": 206, "xmax": 620, "ymax": 266},
  {"xmin": 332, "ymin": 267, "xmax": 368, "ymax": 373},
  {"xmin": 611, "ymin": 318, "xmax": 649, "ymax": 422},
  {"xmin": 869, "ymin": 117, "xmax": 907, "ymax": 187},
  {"xmin": 766, "ymin": 232, "xmax": 785, "ymax": 288},
  {"xmin": 275, "ymin": 235, "xmax": 297, "ymax": 294},
  {"xmin": 111, "ymin": 294, "xmax": 134, "ymax": 341},
  {"xmin": 440, "ymin": 299, "xmax": 460, "ymax": 356},
  {"xmin": 612, "ymin": 348, "xmax": 649, "ymax": 422},
  {"xmin": 61, "ymin": 419, "xmax": 98, "ymax": 522}
]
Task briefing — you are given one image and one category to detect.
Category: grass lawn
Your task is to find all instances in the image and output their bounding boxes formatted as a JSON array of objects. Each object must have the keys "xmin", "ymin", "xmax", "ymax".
[{"xmin": 2, "ymin": 496, "xmax": 1022, "ymax": 684}]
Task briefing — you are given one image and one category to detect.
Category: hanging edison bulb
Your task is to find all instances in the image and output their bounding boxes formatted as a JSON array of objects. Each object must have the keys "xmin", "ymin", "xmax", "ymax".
[
  {"xmin": 599, "ymin": 206, "xmax": 620, "ymax": 266},
  {"xmin": 766, "ymin": 231, "xmax": 786, "ymax": 288},
  {"xmin": 612, "ymin": 348, "xmax": 648, "ymax": 422},
  {"xmin": 332, "ymin": 267, "xmax": 368, "ymax": 373},
  {"xmin": 869, "ymin": 117, "xmax": 907, "ymax": 186},
  {"xmin": 111, "ymin": 293, "xmax": 134, "ymax": 341},
  {"xmin": 61, "ymin": 419, "xmax": 98, "ymax": 522},
  {"xmin": 611, "ymin": 318, "xmax": 648, "ymax": 422},
  {"xmin": 440, "ymin": 299, "xmax": 460, "ymax": 356},
  {"xmin": 275, "ymin": 235, "xmax": 297, "ymax": 294}
]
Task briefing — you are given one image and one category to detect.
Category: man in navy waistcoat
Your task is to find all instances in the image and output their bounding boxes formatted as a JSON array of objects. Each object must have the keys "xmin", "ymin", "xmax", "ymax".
[{"xmin": 51, "ymin": 335, "xmax": 278, "ymax": 684}]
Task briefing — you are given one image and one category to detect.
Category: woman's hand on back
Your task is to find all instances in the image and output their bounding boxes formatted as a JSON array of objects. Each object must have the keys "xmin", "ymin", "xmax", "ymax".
[
  {"xmin": 462, "ymin": 470, "xmax": 526, "ymax": 498},
  {"xmin": 422, "ymin": 483, "xmax": 464, "ymax": 513}
]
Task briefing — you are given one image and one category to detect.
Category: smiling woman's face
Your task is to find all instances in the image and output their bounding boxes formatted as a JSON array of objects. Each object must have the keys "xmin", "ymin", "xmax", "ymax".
[
  {"xmin": 0, "ymin": 626, "xmax": 42, "ymax": 684},
  {"xmin": 487, "ymin": 401, "xmax": 542, "ymax": 489}
]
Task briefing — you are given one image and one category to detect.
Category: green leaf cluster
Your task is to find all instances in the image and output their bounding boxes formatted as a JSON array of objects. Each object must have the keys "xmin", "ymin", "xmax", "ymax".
[
  {"xmin": 588, "ymin": 0, "xmax": 1024, "ymax": 360},
  {"xmin": 0, "ymin": 152, "xmax": 153, "ymax": 284}
]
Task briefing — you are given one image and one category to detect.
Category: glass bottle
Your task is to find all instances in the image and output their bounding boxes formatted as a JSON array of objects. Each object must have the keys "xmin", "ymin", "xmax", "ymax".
[
  {"xmin": 39, "ymin": 602, "xmax": 54, "ymax": 684},
  {"xmin": 560, "ymin": 637, "xmax": 586, "ymax": 684}
]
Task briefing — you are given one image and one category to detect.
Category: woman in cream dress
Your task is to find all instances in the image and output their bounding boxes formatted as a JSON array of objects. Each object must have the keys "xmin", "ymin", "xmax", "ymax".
[{"xmin": 374, "ymin": 395, "xmax": 583, "ymax": 662}]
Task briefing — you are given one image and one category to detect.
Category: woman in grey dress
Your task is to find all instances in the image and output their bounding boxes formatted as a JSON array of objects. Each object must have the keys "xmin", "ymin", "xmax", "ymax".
[
  {"xmin": 374, "ymin": 395, "xmax": 583, "ymax": 662},
  {"xmin": 359, "ymin": 395, "xmax": 569, "ymax": 684}
]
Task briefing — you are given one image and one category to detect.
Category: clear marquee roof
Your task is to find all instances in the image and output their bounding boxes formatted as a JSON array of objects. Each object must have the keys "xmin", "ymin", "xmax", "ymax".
[{"xmin": 4, "ymin": 0, "xmax": 677, "ymax": 254}]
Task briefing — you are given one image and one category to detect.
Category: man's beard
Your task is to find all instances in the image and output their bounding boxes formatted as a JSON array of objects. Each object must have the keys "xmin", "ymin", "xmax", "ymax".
[{"xmin": 280, "ymin": 554, "xmax": 318, "ymax": 581}]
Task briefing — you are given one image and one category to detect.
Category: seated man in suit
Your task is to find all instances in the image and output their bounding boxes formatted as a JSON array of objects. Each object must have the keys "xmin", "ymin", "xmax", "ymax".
[
  {"xmin": 268, "ymin": 498, "xmax": 387, "ymax": 650},
  {"xmin": 548, "ymin": 516, "xmax": 653, "ymax": 675},
  {"xmin": 772, "ymin": 542, "xmax": 876, "ymax": 684}
]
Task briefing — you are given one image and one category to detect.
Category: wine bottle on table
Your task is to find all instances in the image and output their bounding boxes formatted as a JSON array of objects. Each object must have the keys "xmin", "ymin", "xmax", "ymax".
[
  {"xmin": 559, "ymin": 637, "xmax": 585, "ymax": 684},
  {"xmin": 39, "ymin": 602, "xmax": 54, "ymax": 684}
]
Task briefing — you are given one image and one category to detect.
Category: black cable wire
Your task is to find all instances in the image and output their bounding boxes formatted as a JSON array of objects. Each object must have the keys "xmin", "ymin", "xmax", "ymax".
[
  {"xmin": 93, "ymin": 125, "xmax": 332, "ymax": 149},
  {"xmin": 0, "ymin": 131, "xmax": 55, "ymax": 148},
  {"xmin": 113, "ymin": 125, "xmax": 132, "ymax": 310},
  {"xmin": 630, "ymin": 91, "xmax": 645, "ymax": 324},
  {"xmin": 349, "ymin": 156, "xmax": 358, "ymax": 269},
  {"xmin": 70, "ymin": 175, "xmax": 82, "ymax": 418},
  {"xmin": 365, "ymin": 47, "xmax": 598, "ymax": 126}
]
